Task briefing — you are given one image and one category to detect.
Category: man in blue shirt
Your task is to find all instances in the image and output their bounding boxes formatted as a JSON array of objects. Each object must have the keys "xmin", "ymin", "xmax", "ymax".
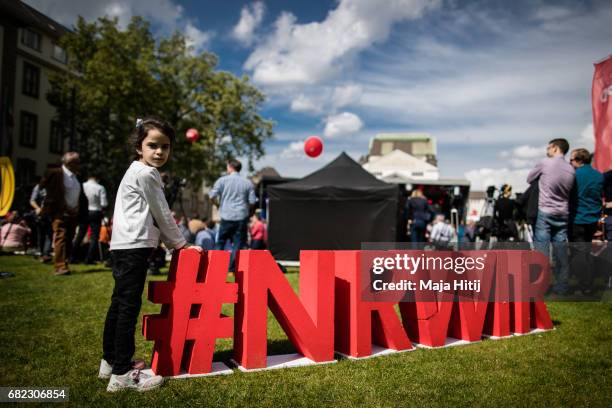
[
  {"xmin": 209, "ymin": 159, "xmax": 256, "ymax": 271},
  {"xmin": 569, "ymin": 148, "xmax": 603, "ymax": 294},
  {"xmin": 569, "ymin": 148, "xmax": 603, "ymax": 241}
]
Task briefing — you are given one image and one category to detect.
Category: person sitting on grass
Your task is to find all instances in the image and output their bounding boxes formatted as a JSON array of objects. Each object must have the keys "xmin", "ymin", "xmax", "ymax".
[
  {"xmin": 195, "ymin": 218, "xmax": 215, "ymax": 251},
  {"xmin": 0, "ymin": 211, "xmax": 31, "ymax": 253},
  {"xmin": 99, "ymin": 117, "xmax": 201, "ymax": 393}
]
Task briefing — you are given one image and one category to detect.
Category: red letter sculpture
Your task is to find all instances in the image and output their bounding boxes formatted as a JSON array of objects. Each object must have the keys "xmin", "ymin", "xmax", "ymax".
[
  {"xmin": 233, "ymin": 250, "xmax": 335, "ymax": 369},
  {"xmin": 143, "ymin": 249, "xmax": 237, "ymax": 376},
  {"xmin": 335, "ymin": 251, "xmax": 413, "ymax": 357}
]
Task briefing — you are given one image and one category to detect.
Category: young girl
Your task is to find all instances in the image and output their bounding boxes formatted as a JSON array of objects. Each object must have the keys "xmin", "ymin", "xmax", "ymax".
[{"xmin": 100, "ymin": 118, "xmax": 198, "ymax": 392}]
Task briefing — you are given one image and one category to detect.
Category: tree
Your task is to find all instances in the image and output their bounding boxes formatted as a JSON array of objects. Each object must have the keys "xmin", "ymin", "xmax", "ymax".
[{"xmin": 48, "ymin": 16, "xmax": 274, "ymax": 193}]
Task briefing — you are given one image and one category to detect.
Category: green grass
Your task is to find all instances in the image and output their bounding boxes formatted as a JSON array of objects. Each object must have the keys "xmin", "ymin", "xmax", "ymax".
[{"xmin": 0, "ymin": 255, "xmax": 610, "ymax": 407}]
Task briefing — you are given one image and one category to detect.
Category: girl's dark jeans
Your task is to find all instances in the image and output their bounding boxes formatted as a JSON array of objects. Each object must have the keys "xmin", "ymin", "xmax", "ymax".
[{"xmin": 102, "ymin": 247, "xmax": 153, "ymax": 375}]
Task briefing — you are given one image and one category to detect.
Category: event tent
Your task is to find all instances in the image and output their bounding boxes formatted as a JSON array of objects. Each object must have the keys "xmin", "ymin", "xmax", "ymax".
[{"xmin": 267, "ymin": 152, "xmax": 400, "ymax": 261}]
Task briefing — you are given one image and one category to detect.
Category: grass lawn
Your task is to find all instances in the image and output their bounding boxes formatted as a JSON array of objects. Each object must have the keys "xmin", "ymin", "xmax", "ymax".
[{"xmin": 0, "ymin": 255, "xmax": 611, "ymax": 407}]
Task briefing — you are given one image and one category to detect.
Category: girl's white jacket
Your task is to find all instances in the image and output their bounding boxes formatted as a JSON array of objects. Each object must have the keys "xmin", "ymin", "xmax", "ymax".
[{"xmin": 110, "ymin": 161, "xmax": 186, "ymax": 251}]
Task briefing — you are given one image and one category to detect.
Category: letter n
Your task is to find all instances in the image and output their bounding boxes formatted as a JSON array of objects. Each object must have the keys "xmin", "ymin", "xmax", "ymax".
[{"xmin": 233, "ymin": 250, "xmax": 335, "ymax": 369}]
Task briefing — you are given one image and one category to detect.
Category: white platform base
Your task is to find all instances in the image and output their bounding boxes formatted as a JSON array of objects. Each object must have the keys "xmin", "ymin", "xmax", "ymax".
[
  {"xmin": 484, "ymin": 326, "xmax": 555, "ymax": 339},
  {"xmin": 231, "ymin": 353, "xmax": 336, "ymax": 372},
  {"xmin": 512, "ymin": 327, "xmax": 555, "ymax": 336},
  {"xmin": 414, "ymin": 337, "xmax": 477, "ymax": 349},
  {"xmin": 277, "ymin": 260, "xmax": 300, "ymax": 267},
  {"xmin": 142, "ymin": 362, "xmax": 234, "ymax": 379},
  {"xmin": 335, "ymin": 344, "xmax": 415, "ymax": 360},
  {"xmin": 482, "ymin": 333, "xmax": 514, "ymax": 340}
]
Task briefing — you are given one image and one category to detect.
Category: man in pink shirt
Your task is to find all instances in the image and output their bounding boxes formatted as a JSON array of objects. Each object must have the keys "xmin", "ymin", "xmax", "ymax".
[{"xmin": 527, "ymin": 138, "xmax": 575, "ymax": 295}]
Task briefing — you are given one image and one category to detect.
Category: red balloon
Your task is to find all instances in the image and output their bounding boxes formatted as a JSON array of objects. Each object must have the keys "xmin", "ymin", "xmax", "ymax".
[
  {"xmin": 304, "ymin": 136, "xmax": 323, "ymax": 158},
  {"xmin": 186, "ymin": 128, "xmax": 200, "ymax": 143}
]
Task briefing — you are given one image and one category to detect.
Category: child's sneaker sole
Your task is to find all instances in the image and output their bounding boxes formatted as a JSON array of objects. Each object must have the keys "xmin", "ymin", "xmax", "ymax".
[{"xmin": 106, "ymin": 380, "xmax": 163, "ymax": 393}]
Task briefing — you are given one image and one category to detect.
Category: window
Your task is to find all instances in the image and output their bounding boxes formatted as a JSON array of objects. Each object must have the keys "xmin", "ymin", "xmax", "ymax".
[
  {"xmin": 21, "ymin": 28, "xmax": 41, "ymax": 51},
  {"xmin": 52, "ymin": 44, "xmax": 68, "ymax": 63},
  {"xmin": 20, "ymin": 111, "xmax": 37, "ymax": 148},
  {"xmin": 49, "ymin": 120, "xmax": 64, "ymax": 154},
  {"xmin": 22, "ymin": 62, "xmax": 40, "ymax": 98},
  {"xmin": 16, "ymin": 158, "xmax": 36, "ymax": 187},
  {"xmin": 380, "ymin": 141, "xmax": 394, "ymax": 155},
  {"xmin": 411, "ymin": 141, "xmax": 431, "ymax": 155}
]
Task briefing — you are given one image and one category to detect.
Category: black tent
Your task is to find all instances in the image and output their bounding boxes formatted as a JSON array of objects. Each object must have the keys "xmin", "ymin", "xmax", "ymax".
[{"xmin": 267, "ymin": 152, "xmax": 400, "ymax": 261}]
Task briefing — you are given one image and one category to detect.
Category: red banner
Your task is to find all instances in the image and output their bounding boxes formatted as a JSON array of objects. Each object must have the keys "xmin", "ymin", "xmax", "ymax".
[{"xmin": 592, "ymin": 55, "xmax": 612, "ymax": 172}]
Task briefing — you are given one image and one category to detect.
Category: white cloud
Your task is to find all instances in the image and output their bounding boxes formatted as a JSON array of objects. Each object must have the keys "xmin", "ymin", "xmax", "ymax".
[
  {"xmin": 104, "ymin": 3, "xmax": 131, "ymax": 27},
  {"xmin": 512, "ymin": 145, "xmax": 543, "ymax": 159},
  {"xmin": 290, "ymin": 95, "xmax": 322, "ymax": 114},
  {"xmin": 23, "ymin": 0, "xmax": 212, "ymax": 52},
  {"xmin": 324, "ymin": 112, "xmax": 364, "ymax": 138},
  {"xmin": 350, "ymin": 2, "xmax": 612, "ymax": 178},
  {"xmin": 280, "ymin": 140, "xmax": 305, "ymax": 159},
  {"xmin": 185, "ymin": 22, "xmax": 212, "ymax": 52},
  {"xmin": 532, "ymin": 6, "xmax": 573, "ymax": 22},
  {"xmin": 332, "ymin": 84, "xmax": 362, "ymax": 109},
  {"xmin": 288, "ymin": 84, "xmax": 362, "ymax": 116},
  {"xmin": 463, "ymin": 122, "xmax": 596, "ymax": 192},
  {"xmin": 465, "ymin": 168, "xmax": 530, "ymax": 193},
  {"xmin": 256, "ymin": 140, "xmax": 362, "ymax": 177},
  {"xmin": 508, "ymin": 159, "xmax": 530, "ymax": 169},
  {"xmin": 497, "ymin": 144, "xmax": 545, "ymax": 168},
  {"xmin": 264, "ymin": 2, "xmax": 612, "ymax": 179},
  {"xmin": 244, "ymin": 0, "xmax": 440, "ymax": 86},
  {"xmin": 576, "ymin": 123, "xmax": 595, "ymax": 151},
  {"xmin": 232, "ymin": 1, "xmax": 265, "ymax": 46}
]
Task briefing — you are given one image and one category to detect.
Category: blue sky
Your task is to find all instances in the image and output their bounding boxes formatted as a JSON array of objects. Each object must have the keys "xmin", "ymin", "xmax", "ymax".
[{"xmin": 24, "ymin": 0, "xmax": 612, "ymax": 190}]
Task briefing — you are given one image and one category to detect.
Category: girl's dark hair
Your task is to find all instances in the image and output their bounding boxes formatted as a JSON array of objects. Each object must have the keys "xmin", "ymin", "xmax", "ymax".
[{"xmin": 130, "ymin": 117, "xmax": 176, "ymax": 160}]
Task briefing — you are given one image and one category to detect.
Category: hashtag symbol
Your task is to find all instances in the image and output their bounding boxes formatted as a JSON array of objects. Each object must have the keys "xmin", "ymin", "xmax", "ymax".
[{"xmin": 143, "ymin": 248, "xmax": 237, "ymax": 376}]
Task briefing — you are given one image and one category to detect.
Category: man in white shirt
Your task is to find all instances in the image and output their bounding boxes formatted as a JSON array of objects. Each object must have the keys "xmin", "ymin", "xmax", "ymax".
[
  {"xmin": 81, "ymin": 174, "xmax": 108, "ymax": 264},
  {"xmin": 41, "ymin": 152, "xmax": 88, "ymax": 275}
]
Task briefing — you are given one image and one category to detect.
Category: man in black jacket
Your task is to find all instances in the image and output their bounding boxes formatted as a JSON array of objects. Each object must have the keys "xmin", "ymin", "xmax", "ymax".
[{"xmin": 41, "ymin": 152, "xmax": 88, "ymax": 275}]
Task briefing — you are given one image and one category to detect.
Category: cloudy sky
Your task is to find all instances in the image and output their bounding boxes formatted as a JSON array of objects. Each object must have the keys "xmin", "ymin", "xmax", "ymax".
[{"xmin": 24, "ymin": 0, "xmax": 612, "ymax": 191}]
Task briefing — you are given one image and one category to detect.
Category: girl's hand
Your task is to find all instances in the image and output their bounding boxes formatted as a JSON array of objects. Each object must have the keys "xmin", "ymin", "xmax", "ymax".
[{"xmin": 181, "ymin": 243, "xmax": 203, "ymax": 253}]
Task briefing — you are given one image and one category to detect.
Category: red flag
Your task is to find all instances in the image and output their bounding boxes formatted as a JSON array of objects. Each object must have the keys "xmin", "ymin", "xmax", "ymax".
[{"xmin": 592, "ymin": 55, "xmax": 612, "ymax": 172}]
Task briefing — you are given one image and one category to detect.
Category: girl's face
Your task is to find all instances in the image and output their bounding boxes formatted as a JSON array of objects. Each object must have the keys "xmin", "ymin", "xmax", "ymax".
[{"xmin": 138, "ymin": 128, "xmax": 171, "ymax": 168}]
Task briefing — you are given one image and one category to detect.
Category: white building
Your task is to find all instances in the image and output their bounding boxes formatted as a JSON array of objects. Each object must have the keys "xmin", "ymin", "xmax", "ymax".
[{"xmin": 362, "ymin": 149, "xmax": 439, "ymax": 181}]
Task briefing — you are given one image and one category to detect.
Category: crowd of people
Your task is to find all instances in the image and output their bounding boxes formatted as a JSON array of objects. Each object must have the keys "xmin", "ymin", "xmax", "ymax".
[
  {"xmin": 0, "ymin": 117, "xmax": 610, "ymax": 393},
  {"xmin": 404, "ymin": 138, "xmax": 612, "ymax": 295},
  {"xmin": 0, "ymin": 154, "xmax": 268, "ymax": 276},
  {"xmin": 526, "ymin": 139, "xmax": 610, "ymax": 295}
]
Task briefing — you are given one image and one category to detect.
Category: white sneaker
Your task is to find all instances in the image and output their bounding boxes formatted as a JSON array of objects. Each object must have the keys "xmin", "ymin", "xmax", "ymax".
[
  {"xmin": 98, "ymin": 359, "xmax": 147, "ymax": 379},
  {"xmin": 106, "ymin": 369, "xmax": 163, "ymax": 392},
  {"xmin": 98, "ymin": 359, "xmax": 113, "ymax": 379}
]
